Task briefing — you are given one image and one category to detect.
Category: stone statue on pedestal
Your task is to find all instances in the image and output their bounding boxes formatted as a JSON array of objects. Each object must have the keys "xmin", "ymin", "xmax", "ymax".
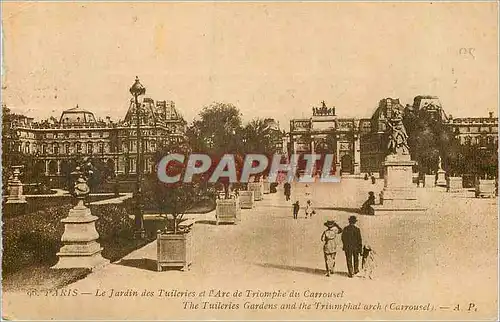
[
  {"xmin": 386, "ymin": 110, "xmax": 410, "ymax": 156},
  {"xmin": 370, "ymin": 108, "xmax": 426, "ymax": 215},
  {"xmin": 436, "ymin": 155, "xmax": 447, "ymax": 186}
]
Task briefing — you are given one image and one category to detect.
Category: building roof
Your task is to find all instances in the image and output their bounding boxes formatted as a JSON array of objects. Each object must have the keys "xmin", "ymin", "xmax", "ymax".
[{"xmin": 59, "ymin": 105, "xmax": 97, "ymax": 124}]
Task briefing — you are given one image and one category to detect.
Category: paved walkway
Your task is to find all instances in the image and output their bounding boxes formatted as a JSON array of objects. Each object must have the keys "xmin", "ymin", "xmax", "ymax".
[
  {"xmin": 89, "ymin": 193, "xmax": 133, "ymax": 205},
  {"xmin": 3, "ymin": 179, "xmax": 498, "ymax": 320}
]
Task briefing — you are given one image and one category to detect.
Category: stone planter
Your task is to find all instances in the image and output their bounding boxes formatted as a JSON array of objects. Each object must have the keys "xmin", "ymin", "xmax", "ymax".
[
  {"xmin": 157, "ymin": 229, "xmax": 193, "ymax": 271},
  {"xmin": 263, "ymin": 181, "xmax": 271, "ymax": 194},
  {"xmin": 216, "ymin": 197, "xmax": 241, "ymax": 225},
  {"xmin": 475, "ymin": 179, "xmax": 496, "ymax": 198},
  {"xmin": 239, "ymin": 191, "xmax": 255, "ymax": 209},
  {"xmin": 447, "ymin": 176, "xmax": 462, "ymax": 192},
  {"xmin": 424, "ymin": 174, "xmax": 436, "ymax": 188},
  {"xmin": 247, "ymin": 182, "xmax": 264, "ymax": 201}
]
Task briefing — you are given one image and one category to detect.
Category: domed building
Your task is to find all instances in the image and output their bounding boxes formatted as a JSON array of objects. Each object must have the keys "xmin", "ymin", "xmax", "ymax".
[
  {"xmin": 7, "ymin": 97, "xmax": 186, "ymax": 184},
  {"xmin": 59, "ymin": 105, "xmax": 97, "ymax": 125}
]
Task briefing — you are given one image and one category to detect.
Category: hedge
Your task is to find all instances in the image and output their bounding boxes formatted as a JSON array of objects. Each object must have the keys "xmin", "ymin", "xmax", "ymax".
[{"xmin": 2, "ymin": 202, "xmax": 148, "ymax": 275}]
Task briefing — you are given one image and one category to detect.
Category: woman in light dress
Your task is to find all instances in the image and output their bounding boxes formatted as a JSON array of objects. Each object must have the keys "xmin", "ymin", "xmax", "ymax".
[
  {"xmin": 304, "ymin": 200, "xmax": 314, "ymax": 218},
  {"xmin": 321, "ymin": 220, "xmax": 343, "ymax": 277}
]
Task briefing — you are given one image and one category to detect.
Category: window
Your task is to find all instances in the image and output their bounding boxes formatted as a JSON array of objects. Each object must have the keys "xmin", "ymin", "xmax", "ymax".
[
  {"xmin": 53, "ymin": 144, "xmax": 59, "ymax": 155},
  {"xmin": 99, "ymin": 143, "xmax": 104, "ymax": 154},
  {"xmin": 130, "ymin": 158, "xmax": 136, "ymax": 173},
  {"xmin": 88, "ymin": 132, "xmax": 92, "ymax": 138},
  {"xmin": 42, "ymin": 145, "xmax": 47, "ymax": 154},
  {"xmin": 76, "ymin": 143, "xmax": 82, "ymax": 153},
  {"xmin": 65, "ymin": 143, "xmax": 70, "ymax": 154},
  {"xmin": 87, "ymin": 143, "xmax": 93, "ymax": 154}
]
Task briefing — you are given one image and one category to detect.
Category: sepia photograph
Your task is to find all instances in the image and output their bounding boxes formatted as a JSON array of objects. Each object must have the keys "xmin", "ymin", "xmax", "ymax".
[{"xmin": 1, "ymin": 1, "xmax": 498, "ymax": 320}]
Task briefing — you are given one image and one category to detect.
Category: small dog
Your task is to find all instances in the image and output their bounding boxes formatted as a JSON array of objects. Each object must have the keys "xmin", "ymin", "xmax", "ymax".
[{"xmin": 360, "ymin": 245, "xmax": 376, "ymax": 279}]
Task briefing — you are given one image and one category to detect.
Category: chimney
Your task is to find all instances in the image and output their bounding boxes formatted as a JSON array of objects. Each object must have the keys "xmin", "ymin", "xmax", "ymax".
[{"xmin": 489, "ymin": 111, "xmax": 493, "ymax": 118}]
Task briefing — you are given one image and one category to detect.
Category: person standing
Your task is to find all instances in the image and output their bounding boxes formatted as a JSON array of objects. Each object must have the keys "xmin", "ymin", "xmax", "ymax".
[
  {"xmin": 305, "ymin": 200, "xmax": 314, "ymax": 218},
  {"xmin": 341, "ymin": 216, "xmax": 362, "ymax": 278},
  {"xmin": 284, "ymin": 182, "xmax": 291, "ymax": 201},
  {"xmin": 292, "ymin": 201, "xmax": 300, "ymax": 219},
  {"xmin": 321, "ymin": 220, "xmax": 342, "ymax": 276}
]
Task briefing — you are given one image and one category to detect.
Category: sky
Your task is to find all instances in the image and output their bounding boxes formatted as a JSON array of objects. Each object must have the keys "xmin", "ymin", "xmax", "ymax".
[{"xmin": 1, "ymin": 2, "xmax": 498, "ymax": 128}]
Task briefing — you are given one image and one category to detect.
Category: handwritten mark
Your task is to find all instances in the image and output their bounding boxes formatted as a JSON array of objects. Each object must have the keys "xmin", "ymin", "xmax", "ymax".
[{"xmin": 459, "ymin": 47, "xmax": 475, "ymax": 59}]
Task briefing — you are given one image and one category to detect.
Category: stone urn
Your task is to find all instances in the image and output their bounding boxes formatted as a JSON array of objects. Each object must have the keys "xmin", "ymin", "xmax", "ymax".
[
  {"xmin": 215, "ymin": 196, "xmax": 241, "ymax": 225},
  {"xmin": 475, "ymin": 179, "xmax": 496, "ymax": 198},
  {"xmin": 239, "ymin": 191, "xmax": 255, "ymax": 209},
  {"xmin": 6, "ymin": 165, "xmax": 27, "ymax": 204},
  {"xmin": 52, "ymin": 168, "xmax": 108, "ymax": 270},
  {"xmin": 447, "ymin": 176, "xmax": 463, "ymax": 192},
  {"xmin": 247, "ymin": 182, "xmax": 264, "ymax": 201}
]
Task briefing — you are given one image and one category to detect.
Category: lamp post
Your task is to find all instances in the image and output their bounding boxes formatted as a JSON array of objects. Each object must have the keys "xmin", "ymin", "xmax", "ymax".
[{"xmin": 130, "ymin": 76, "xmax": 146, "ymax": 239}]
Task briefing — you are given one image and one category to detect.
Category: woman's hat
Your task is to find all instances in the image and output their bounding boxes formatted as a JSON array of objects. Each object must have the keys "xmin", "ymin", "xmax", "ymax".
[
  {"xmin": 348, "ymin": 215, "xmax": 357, "ymax": 223},
  {"xmin": 324, "ymin": 220, "xmax": 336, "ymax": 228}
]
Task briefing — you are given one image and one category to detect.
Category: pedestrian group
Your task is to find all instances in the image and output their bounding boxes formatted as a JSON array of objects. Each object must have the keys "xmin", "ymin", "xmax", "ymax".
[{"xmin": 284, "ymin": 181, "xmax": 376, "ymax": 279}]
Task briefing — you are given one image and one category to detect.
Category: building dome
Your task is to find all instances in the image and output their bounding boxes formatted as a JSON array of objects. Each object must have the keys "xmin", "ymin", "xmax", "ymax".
[{"xmin": 59, "ymin": 105, "xmax": 97, "ymax": 124}]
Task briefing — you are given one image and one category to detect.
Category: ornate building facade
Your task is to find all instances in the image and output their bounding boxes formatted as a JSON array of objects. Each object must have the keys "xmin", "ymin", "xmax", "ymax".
[
  {"xmin": 7, "ymin": 98, "xmax": 186, "ymax": 178},
  {"xmin": 288, "ymin": 96, "xmax": 498, "ymax": 175}
]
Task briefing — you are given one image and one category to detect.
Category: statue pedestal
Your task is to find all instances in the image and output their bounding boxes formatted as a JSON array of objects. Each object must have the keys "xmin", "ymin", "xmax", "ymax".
[
  {"xmin": 436, "ymin": 169, "xmax": 447, "ymax": 187},
  {"xmin": 6, "ymin": 166, "xmax": 27, "ymax": 205},
  {"xmin": 371, "ymin": 155, "xmax": 426, "ymax": 216},
  {"xmin": 6, "ymin": 181, "xmax": 27, "ymax": 204},
  {"xmin": 52, "ymin": 200, "xmax": 109, "ymax": 270}
]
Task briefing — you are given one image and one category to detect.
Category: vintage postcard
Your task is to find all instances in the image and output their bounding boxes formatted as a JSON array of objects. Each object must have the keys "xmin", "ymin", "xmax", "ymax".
[{"xmin": 1, "ymin": 1, "xmax": 498, "ymax": 320}]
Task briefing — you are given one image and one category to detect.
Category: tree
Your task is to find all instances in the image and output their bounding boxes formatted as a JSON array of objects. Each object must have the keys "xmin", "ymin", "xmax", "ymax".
[
  {"xmin": 403, "ymin": 108, "xmax": 459, "ymax": 175},
  {"xmin": 186, "ymin": 102, "xmax": 243, "ymax": 155},
  {"xmin": 148, "ymin": 141, "xmax": 201, "ymax": 234},
  {"xmin": 186, "ymin": 102, "xmax": 246, "ymax": 197},
  {"xmin": 242, "ymin": 118, "xmax": 280, "ymax": 155}
]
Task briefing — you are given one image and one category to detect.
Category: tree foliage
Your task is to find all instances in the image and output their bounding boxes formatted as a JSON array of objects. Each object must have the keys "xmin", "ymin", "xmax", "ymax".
[
  {"xmin": 403, "ymin": 109, "xmax": 460, "ymax": 174},
  {"xmin": 148, "ymin": 141, "xmax": 202, "ymax": 234},
  {"xmin": 186, "ymin": 102, "xmax": 243, "ymax": 154}
]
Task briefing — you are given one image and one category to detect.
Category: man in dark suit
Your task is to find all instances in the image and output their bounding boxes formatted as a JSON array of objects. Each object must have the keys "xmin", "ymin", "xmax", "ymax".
[
  {"xmin": 341, "ymin": 215, "xmax": 362, "ymax": 278},
  {"xmin": 284, "ymin": 182, "xmax": 291, "ymax": 201},
  {"xmin": 292, "ymin": 201, "xmax": 300, "ymax": 219}
]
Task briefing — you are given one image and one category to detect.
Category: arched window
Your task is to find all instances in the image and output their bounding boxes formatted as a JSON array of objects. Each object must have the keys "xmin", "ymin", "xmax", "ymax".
[{"xmin": 53, "ymin": 143, "xmax": 59, "ymax": 155}]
